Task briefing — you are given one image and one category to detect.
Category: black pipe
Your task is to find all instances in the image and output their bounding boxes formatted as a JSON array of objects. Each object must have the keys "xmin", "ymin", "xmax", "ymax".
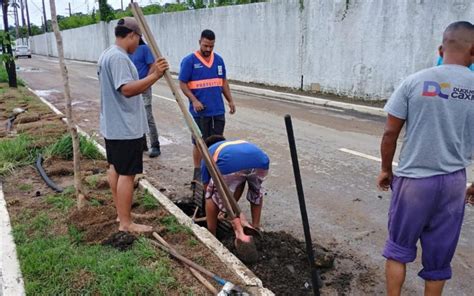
[
  {"xmin": 35, "ymin": 154, "xmax": 63, "ymax": 193},
  {"xmin": 284, "ymin": 114, "xmax": 321, "ymax": 295}
]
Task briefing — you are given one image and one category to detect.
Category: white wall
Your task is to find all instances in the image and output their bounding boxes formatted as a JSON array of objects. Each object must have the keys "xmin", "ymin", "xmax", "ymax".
[{"xmin": 27, "ymin": 0, "xmax": 474, "ymax": 100}]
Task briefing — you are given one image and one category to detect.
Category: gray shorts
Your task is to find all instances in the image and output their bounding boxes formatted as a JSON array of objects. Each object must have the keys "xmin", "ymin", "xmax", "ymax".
[{"xmin": 205, "ymin": 168, "xmax": 268, "ymax": 212}]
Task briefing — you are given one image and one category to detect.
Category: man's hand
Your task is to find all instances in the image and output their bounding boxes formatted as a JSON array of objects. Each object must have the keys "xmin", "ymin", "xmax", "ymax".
[
  {"xmin": 377, "ymin": 170, "xmax": 393, "ymax": 191},
  {"xmin": 466, "ymin": 184, "xmax": 474, "ymax": 205},
  {"xmin": 152, "ymin": 57, "xmax": 169, "ymax": 79},
  {"xmin": 228, "ymin": 101, "xmax": 236, "ymax": 114},
  {"xmin": 192, "ymin": 100, "xmax": 205, "ymax": 112}
]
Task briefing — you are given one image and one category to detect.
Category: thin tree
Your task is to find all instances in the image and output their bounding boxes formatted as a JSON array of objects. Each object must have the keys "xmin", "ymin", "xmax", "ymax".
[
  {"xmin": 49, "ymin": 0, "xmax": 85, "ymax": 208},
  {"xmin": 1, "ymin": 0, "xmax": 18, "ymax": 87}
]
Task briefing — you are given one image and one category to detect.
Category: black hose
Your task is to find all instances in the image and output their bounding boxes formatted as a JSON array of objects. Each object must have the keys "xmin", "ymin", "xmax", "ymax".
[{"xmin": 35, "ymin": 154, "xmax": 63, "ymax": 193}]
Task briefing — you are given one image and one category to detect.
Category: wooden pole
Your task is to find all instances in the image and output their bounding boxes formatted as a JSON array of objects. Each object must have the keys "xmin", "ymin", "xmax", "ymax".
[{"xmin": 130, "ymin": 3, "xmax": 240, "ymax": 219}]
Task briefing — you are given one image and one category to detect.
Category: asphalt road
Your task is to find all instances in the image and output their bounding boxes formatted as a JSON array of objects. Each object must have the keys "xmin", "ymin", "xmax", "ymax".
[{"xmin": 15, "ymin": 55, "xmax": 473, "ymax": 295}]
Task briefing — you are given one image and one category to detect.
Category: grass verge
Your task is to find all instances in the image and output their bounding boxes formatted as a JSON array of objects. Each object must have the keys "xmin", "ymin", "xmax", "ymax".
[{"xmin": 11, "ymin": 190, "xmax": 178, "ymax": 295}]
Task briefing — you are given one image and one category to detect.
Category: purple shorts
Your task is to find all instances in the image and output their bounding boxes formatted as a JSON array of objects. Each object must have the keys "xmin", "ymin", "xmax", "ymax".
[
  {"xmin": 383, "ymin": 169, "xmax": 466, "ymax": 281},
  {"xmin": 205, "ymin": 168, "xmax": 268, "ymax": 212}
]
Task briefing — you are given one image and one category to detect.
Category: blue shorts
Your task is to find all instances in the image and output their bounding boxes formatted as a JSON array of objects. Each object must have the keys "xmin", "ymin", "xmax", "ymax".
[{"xmin": 383, "ymin": 169, "xmax": 466, "ymax": 281}]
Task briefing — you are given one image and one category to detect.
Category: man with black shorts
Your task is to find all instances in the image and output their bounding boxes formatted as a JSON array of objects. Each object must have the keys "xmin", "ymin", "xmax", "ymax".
[
  {"xmin": 98, "ymin": 17, "xmax": 168, "ymax": 233},
  {"xmin": 179, "ymin": 29, "xmax": 236, "ymax": 186}
]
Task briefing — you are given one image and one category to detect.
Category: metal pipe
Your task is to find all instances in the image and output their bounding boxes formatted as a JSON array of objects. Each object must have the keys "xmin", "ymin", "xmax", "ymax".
[{"xmin": 284, "ymin": 114, "xmax": 321, "ymax": 295}]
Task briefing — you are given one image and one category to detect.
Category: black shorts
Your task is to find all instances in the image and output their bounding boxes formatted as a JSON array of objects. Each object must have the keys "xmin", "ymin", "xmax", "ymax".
[
  {"xmin": 105, "ymin": 137, "xmax": 144, "ymax": 175},
  {"xmin": 192, "ymin": 115, "xmax": 225, "ymax": 144}
]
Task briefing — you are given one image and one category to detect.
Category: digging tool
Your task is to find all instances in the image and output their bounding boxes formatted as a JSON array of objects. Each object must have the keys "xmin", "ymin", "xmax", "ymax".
[
  {"xmin": 130, "ymin": 3, "xmax": 256, "ymax": 256},
  {"xmin": 285, "ymin": 114, "xmax": 321, "ymax": 295},
  {"xmin": 151, "ymin": 232, "xmax": 249, "ymax": 295}
]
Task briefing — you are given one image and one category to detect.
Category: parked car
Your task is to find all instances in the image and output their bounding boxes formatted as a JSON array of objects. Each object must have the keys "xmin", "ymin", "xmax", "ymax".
[{"xmin": 14, "ymin": 45, "xmax": 31, "ymax": 59}]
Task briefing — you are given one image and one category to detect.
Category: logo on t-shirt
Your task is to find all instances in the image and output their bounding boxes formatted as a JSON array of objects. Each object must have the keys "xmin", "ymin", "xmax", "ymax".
[
  {"xmin": 194, "ymin": 63, "xmax": 203, "ymax": 69},
  {"xmin": 422, "ymin": 81, "xmax": 450, "ymax": 99},
  {"xmin": 217, "ymin": 65, "xmax": 223, "ymax": 76},
  {"xmin": 422, "ymin": 81, "xmax": 474, "ymax": 101}
]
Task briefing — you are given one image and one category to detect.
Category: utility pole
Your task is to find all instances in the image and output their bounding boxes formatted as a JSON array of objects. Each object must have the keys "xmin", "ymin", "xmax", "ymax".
[
  {"xmin": 2, "ymin": 0, "xmax": 18, "ymax": 88},
  {"xmin": 41, "ymin": 0, "xmax": 47, "ymax": 32},
  {"xmin": 24, "ymin": 0, "xmax": 31, "ymax": 36},
  {"xmin": 20, "ymin": 0, "xmax": 26, "ymax": 28},
  {"xmin": 68, "ymin": 2, "xmax": 71, "ymax": 16},
  {"xmin": 121, "ymin": 0, "xmax": 123, "ymax": 10}
]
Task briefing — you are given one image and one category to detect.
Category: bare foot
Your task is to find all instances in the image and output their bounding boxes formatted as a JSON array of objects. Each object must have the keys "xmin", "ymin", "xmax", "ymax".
[
  {"xmin": 116, "ymin": 213, "xmax": 155, "ymax": 223},
  {"xmin": 119, "ymin": 222, "xmax": 153, "ymax": 233}
]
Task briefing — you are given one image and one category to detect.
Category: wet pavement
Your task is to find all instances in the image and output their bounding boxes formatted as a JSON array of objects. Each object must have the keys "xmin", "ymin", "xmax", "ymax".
[{"xmin": 14, "ymin": 55, "xmax": 474, "ymax": 295}]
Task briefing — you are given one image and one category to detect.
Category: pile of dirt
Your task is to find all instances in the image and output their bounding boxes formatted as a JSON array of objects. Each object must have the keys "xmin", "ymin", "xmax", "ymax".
[
  {"xmin": 220, "ymin": 231, "xmax": 329, "ymax": 294},
  {"xmin": 68, "ymin": 205, "xmax": 118, "ymax": 244}
]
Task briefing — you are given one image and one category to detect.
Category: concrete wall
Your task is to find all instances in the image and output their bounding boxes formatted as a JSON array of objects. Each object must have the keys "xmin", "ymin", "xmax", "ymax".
[{"xmin": 27, "ymin": 0, "xmax": 474, "ymax": 100}]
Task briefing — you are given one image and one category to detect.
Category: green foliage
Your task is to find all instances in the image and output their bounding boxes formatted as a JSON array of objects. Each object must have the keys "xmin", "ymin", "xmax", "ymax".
[
  {"xmin": 58, "ymin": 13, "xmax": 99, "ymax": 30},
  {"xmin": 99, "ymin": 0, "xmax": 115, "ymax": 22},
  {"xmin": 45, "ymin": 134, "xmax": 104, "ymax": 161},
  {"xmin": 18, "ymin": 183, "xmax": 33, "ymax": 191},
  {"xmin": 0, "ymin": 134, "xmax": 36, "ymax": 176}
]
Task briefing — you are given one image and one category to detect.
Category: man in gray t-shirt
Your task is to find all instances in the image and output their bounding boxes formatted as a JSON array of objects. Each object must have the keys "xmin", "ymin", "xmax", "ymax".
[
  {"xmin": 98, "ymin": 17, "xmax": 168, "ymax": 233},
  {"xmin": 377, "ymin": 21, "xmax": 474, "ymax": 295}
]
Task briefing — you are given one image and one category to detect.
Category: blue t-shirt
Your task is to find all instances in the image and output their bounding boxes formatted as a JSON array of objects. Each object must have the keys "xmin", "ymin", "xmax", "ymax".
[
  {"xmin": 384, "ymin": 65, "xmax": 474, "ymax": 178},
  {"xmin": 437, "ymin": 56, "xmax": 474, "ymax": 71},
  {"xmin": 201, "ymin": 140, "xmax": 270, "ymax": 184},
  {"xmin": 179, "ymin": 51, "xmax": 227, "ymax": 117},
  {"xmin": 129, "ymin": 44, "xmax": 155, "ymax": 79}
]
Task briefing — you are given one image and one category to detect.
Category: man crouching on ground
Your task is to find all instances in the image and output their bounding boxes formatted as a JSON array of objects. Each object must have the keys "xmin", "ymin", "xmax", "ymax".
[
  {"xmin": 98, "ymin": 17, "xmax": 169, "ymax": 233},
  {"xmin": 202, "ymin": 135, "xmax": 270, "ymax": 237}
]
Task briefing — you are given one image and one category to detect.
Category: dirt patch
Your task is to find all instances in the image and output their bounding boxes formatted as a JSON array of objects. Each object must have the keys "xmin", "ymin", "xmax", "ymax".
[{"xmin": 102, "ymin": 231, "xmax": 138, "ymax": 251}]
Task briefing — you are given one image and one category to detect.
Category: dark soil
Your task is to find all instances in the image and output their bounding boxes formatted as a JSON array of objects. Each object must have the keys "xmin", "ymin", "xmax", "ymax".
[{"xmin": 102, "ymin": 231, "xmax": 138, "ymax": 251}]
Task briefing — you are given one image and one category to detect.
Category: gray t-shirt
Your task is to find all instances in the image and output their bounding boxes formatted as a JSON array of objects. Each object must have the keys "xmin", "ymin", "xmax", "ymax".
[
  {"xmin": 385, "ymin": 64, "xmax": 474, "ymax": 178},
  {"xmin": 98, "ymin": 45, "xmax": 149, "ymax": 140}
]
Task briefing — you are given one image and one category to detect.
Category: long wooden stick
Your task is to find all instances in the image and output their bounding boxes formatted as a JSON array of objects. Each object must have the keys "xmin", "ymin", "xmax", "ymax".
[
  {"xmin": 130, "ymin": 3, "xmax": 240, "ymax": 219},
  {"xmin": 149, "ymin": 233, "xmax": 217, "ymax": 294}
]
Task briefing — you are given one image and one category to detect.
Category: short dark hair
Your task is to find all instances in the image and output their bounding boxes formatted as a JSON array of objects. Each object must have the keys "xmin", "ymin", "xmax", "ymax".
[
  {"xmin": 201, "ymin": 29, "xmax": 215, "ymax": 41},
  {"xmin": 444, "ymin": 21, "xmax": 474, "ymax": 33},
  {"xmin": 115, "ymin": 25, "xmax": 133, "ymax": 38},
  {"xmin": 205, "ymin": 135, "xmax": 226, "ymax": 147}
]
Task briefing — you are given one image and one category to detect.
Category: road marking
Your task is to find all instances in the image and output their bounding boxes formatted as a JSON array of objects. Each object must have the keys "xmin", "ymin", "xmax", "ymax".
[
  {"xmin": 152, "ymin": 94, "xmax": 175, "ymax": 102},
  {"xmin": 87, "ymin": 75, "xmax": 98, "ymax": 80},
  {"xmin": 339, "ymin": 148, "xmax": 399, "ymax": 166}
]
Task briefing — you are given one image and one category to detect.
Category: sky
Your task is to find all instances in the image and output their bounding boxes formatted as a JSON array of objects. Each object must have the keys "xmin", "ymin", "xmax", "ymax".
[{"xmin": 2, "ymin": 0, "xmax": 176, "ymax": 29}]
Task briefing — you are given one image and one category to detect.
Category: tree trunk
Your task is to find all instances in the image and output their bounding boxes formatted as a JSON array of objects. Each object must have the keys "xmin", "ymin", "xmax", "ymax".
[
  {"xmin": 2, "ymin": 1, "xmax": 17, "ymax": 88},
  {"xmin": 49, "ymin": 0, "xmax": 85, "ymax": 209}
]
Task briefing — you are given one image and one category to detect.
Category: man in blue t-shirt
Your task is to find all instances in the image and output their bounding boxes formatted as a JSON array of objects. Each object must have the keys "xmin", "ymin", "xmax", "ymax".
[
  {"xmin": 129, "ymin": 38, "xmax": 161, "ymax": 158},
  {"xmin": 201, "ymin": 135, "xmax": 270, "ymax": 237},
  {"xmin": 179, "ymin": 29, "xmax": 236, "ymax": 186}
]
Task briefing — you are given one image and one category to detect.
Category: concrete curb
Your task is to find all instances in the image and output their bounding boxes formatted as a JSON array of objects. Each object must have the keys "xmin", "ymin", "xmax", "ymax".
[
  {"xmin": 0, "ymin": 183, "xmax": 26, "ymax": 296},
  {"xmin": 231, "ymin": 84, "xmax": 386, "ymax": 117},
  {"xmin": 29, "ymin": 87, "xmax": 274, "ymax": 295}
]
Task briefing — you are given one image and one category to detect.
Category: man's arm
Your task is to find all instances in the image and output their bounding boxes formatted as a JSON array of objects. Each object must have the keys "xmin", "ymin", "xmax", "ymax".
[
  {"xmin": 222, "ymin": 79, "xmax": 235, "ymax": 114},
  {"xmin": 180, "ymin": 81, "xmax": 205, "ymax": 112},
  {"xmin": 120, "ymin": 58, "xmax": 168, "ymax": 97},
  {"xmin": 377, "ymin": 114, "xmax": 405, "ymax": 190}
]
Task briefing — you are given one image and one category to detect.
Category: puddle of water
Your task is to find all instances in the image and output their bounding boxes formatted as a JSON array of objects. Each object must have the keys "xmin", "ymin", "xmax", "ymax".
[
  {"xmin": 34, "ymin": 89, "xmax": 60, "ymax": 97},
  {"xmin": 158, "ymin": 136, "xmax": 173, "ymax": 146}
]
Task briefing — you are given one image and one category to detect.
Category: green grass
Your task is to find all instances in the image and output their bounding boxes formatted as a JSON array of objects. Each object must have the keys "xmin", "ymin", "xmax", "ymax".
[
  {"xmin": 160, "ymin": 216, "xmax": 192, "ymax": 234},
  {"xmin": 0, "ymin": 64, "xmax": 8, "ymax": 83},
  {"xmin": 45, "ymin": 133, "xmax": 104, "ymax": 160},
  {"xmin": 0, "ymin": 134, "xmax": 37, "ymax": 176},
  {"xmin": 11, "ymin": 209, "xmax": 177, "ymax": 295},
  {"xmin": 18, "ymin": 183, "xmax": 33, "ymax": 191},
  {"xmin": 45, "ymin": 186, "xmax": 75, "ymax": 211},
  {"xmin": 138, "ymin": 190, "xmax": 159, "ymax": 210},
  {"xmin": 85, "ymin": 174, "xmax": 99, "ymax": 188}
]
